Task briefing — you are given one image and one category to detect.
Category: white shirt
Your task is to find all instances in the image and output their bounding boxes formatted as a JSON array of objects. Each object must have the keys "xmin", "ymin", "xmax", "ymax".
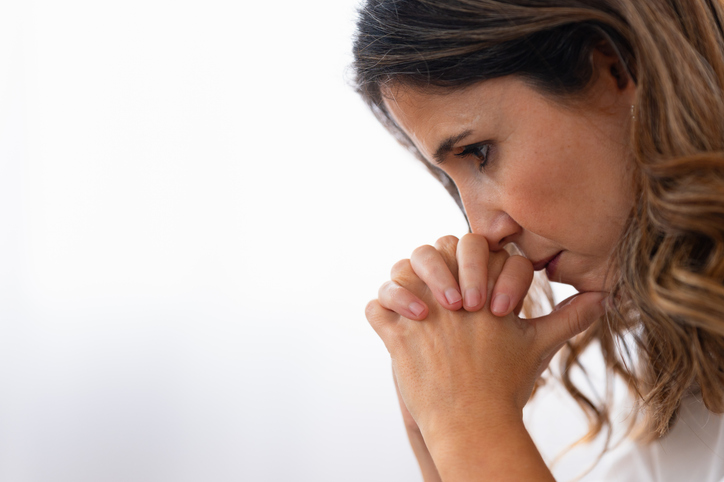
[
  {"xmin": 525, "ymin": 367, "xmax": 724, "ymax": 481},
  {"xmin": 594, "ymin": 395, "xmax": 724, "ymax": 482}
]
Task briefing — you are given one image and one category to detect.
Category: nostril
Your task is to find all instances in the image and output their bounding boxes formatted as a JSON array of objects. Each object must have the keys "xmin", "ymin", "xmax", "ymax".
[
  {"xmin": 494, "ymin": 235, "xmax": 514, "ymax": 251},
  {"xmin": 468, "ymin": 212, "xmax": 521, "ymax": 250}
]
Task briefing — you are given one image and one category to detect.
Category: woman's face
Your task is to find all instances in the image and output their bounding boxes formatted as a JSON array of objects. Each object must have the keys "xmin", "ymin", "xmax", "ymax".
[{"xmin": 383, "ymin": 70, "xmax": 637, "ymax": 292}]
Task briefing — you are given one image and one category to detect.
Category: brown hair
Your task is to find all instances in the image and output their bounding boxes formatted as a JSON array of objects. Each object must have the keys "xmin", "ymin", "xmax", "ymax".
[{"xmin": 353, "ymin": 0, "xmax": 724, "ymax": 446}]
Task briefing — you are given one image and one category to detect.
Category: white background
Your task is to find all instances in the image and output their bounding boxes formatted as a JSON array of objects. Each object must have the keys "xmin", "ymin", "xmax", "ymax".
[{"xmin": 0, "ymin": 1, "xmax": 611, "ymax": 481}]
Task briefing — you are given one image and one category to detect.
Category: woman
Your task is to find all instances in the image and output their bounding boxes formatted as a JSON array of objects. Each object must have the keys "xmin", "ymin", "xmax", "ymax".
[{"xmin": 354, "ymin": 0, "xmax": 724, "ymax": 480}]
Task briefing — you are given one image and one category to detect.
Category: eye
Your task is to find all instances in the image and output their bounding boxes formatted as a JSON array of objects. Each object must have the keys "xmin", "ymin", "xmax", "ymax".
[{"xmin": 456, "ymin": 143, "xmax": 490, "ymax": 171}]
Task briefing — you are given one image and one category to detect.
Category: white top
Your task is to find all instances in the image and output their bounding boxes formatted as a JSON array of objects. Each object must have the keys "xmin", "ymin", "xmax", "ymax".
[
  {"xmin": 525, "ymin": 373, "xmax": 724, "ymax": 482},
  {"xmin": 593, "ymin": 395, "xmax": 724, "ymax": 482}
]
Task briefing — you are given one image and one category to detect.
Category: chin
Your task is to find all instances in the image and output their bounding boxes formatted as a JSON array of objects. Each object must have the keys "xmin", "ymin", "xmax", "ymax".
[
  {"xmin": 566, "ymin": 275, "xmax": 611, "ymax": 294},
  {"xmin": 543, "ymin": 255, "xmax": 613, "ymax": 293},
  {"xmin": 546, "ymin": 268, "xmax": 609, "ymax": 294}
]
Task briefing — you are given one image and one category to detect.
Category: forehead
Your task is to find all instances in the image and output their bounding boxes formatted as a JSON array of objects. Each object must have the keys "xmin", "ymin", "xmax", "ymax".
[{"xmin": 381, "ymin": 78, "xmax": 516, "ymax": 158}]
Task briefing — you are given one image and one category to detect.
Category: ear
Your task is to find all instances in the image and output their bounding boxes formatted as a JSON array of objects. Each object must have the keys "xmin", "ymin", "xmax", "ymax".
[
  {"xmin": 591, "ymin": 41, "xmax": 636, "ymax": 106},
  {"xmin": 593, "ymin": 41, "xmax": 635, "ymax": 90}
]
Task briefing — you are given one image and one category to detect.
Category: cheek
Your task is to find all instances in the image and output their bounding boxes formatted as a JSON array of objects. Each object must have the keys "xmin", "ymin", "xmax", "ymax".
[
  {"xmin": 500, "ymin": 154, "xmax": 579, "ymax": 232},
  {"xmin": 496, "ymin": 119, "xmax": 584, "ymax": 222},
  {"xmin": 504, "ymin": 151, "xmax": 632, "ymax": 254}
]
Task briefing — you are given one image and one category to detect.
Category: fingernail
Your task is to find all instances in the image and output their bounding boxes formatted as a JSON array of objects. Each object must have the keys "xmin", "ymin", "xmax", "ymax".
[
  {"xmin": 444, "ymin": 288, "xmax": 462, "ymax": 305},
  {"xmin": 464, "ymin": 289, "xmax": 481, "ymax": 308},
  {"xmin": 491, "ymin": 294, "xmax": 510, "ymax": 314},
  {"xmin": 409, "ymin": 302, "xmax": 425, "ymax": 317}
]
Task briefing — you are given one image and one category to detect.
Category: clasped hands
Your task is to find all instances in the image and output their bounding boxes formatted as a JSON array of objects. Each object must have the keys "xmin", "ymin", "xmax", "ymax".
[{"xmin": 365, "ymin": 234, "xmax": 607, "ymax": 456}]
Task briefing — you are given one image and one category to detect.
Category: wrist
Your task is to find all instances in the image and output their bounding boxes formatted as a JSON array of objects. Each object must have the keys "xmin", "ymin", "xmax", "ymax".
[
  {"xmin": 422, "ymin": 404, "xmax": 522, "ymax": 457},
  {"xmin": 422, "ymin": 408, "xmax": 554, "ymax": 482},
  {"xmin": 421, "ymin": 397, "xmax": 523, "ymax": 444}
]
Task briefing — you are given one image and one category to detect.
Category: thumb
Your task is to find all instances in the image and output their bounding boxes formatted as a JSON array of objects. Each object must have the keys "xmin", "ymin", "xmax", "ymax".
[{"xmin": 535, "ymin": 291, "xmax": 608, "ymax": 353}]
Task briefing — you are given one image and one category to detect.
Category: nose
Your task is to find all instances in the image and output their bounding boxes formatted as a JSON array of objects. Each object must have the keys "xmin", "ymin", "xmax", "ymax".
[
  {"xmin": 461, "ymin": 190, "xmax": 521, "ymax": 251},
  {"xmin": 468, "ymin": 212, "xmax": 521, "ymax": 251}
]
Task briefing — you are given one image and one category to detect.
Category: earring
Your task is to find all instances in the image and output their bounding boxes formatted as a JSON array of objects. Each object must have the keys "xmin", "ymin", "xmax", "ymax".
[{"xmin": 631, "ymin": 104, "xmax": 636, "ymax": 121}]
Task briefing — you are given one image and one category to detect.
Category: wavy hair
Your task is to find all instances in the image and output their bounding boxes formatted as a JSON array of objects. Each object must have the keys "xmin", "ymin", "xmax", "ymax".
[{"xmin": 352, "ymin": 0, "xmax": 724, "ymax": 447}]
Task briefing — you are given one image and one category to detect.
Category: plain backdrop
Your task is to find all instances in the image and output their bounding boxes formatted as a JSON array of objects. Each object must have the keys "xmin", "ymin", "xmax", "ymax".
[{"xmin": 0, "ymin": 1, "xmax": 624, "ymax": 481}]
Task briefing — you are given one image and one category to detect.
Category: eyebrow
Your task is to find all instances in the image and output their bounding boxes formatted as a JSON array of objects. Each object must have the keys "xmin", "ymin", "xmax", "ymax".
[{"xmin": 432, "ymin": 129, "xmax": 474, "ymax": 164}]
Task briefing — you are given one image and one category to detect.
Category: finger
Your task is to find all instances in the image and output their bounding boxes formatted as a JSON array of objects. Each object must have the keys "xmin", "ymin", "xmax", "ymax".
[
  {"xmin": 390, "ymin": 258, "xmax": 427, "ymax": 295},
  {"xmin": 378, "ymin": 280, "xmax": 429, "ymax": 320},
  {"xmin": 364, "ymin": 299, "xmax": 399, "ymax": 346},
  {"xmin": 533, "ymin": 291, "xmax": 608, "ymax": 357},
  {"xmin": 410, "ymin": 244, "xmax": 463, "ymax": 310},
  {"xmin": 513, "ymin": 295, "xmax": 528, "ymax": 317},
  {"xmin": 456, "ymin": 233, "xmax": 490, "ymax": 311},
  {"xmin": 433, "ymin": 235, "xmax": 460, "ymax": 280},
  {"xmin": 489, "ymin": 255, "xmax": 534, "ymax": 317},
  {"xmin": 484, "ymin": 249, "xmax": 510, "ymax": 294}
]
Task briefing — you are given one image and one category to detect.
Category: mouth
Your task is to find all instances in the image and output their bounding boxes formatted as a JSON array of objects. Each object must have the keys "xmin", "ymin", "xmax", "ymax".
[{"xmin": 532, "ymin": 251, "xmax": 563, "ymax": 278}]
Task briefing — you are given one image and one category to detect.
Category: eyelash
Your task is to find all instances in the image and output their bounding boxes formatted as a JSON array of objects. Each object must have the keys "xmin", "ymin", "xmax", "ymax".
[{"xmin": 455, "ymin": 143, "xmax": 490, "ymax": 171}]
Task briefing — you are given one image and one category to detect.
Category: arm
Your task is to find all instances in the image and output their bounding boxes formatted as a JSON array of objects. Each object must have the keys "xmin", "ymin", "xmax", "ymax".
[
  {"xmin": 424, "ymin": 410, "xmax": 555, "ymax": 481},
  {"xmin": 394, "ymin": 369, "xmax": 442, "ymax": 482}
]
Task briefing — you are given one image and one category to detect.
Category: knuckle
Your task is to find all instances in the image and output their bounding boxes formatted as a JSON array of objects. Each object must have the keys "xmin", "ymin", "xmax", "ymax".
[
  {"xmin": 378, "ymin": 280, "xmax": 396, "ymax": 299},
  {"xmin": 460, "ymin": 259, "xmax": 485, "ymax": 276},
  {"xmin": 390, "ymin": 258, "xmax": 412, "ymax": 278},
  {"xmin": 568, "ymin": 310, "xmax": 584, "ymax": 336},
  {"xmin": 391, "ymin": 258, "xmax": 420, "ymax": 288},
  {"xmin": 365, "ymin": 299, "xmax": 380, "ymax": 323},
  {"xmin": 434, "ymin": 235, "xmax": 459, "ymax": 250},
  {"xmin": 411, "ymin": 244, "xmax": 437, "ymax": 263}
]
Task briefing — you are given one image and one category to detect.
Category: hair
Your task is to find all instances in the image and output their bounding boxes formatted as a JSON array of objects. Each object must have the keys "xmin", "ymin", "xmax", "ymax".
[{"xmin": 353, "ymin": 0, "xmax": 724, "ymax": 450}]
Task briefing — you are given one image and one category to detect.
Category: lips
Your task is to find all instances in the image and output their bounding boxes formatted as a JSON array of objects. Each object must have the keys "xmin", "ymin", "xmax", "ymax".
[
  {"xmin": 531, "ymin": 252, "xmax": 561, "ymax": 271},
  {"xmin": 544, "ymin": 251, "xmax": 563, "ymax": 279},
  {"xmin": 530, "ymin": 251, "xmax": 563, "ymax": 280}
]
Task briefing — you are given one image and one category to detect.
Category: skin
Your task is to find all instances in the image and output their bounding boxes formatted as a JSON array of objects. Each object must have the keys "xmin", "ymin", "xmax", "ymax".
[
  {"xmin": 367, "ymin": 238, "xmax": 607, "ymax": 481},
  {"xmin": 366, "ymin": 48, "xmax": 637, "ymax": 480}
]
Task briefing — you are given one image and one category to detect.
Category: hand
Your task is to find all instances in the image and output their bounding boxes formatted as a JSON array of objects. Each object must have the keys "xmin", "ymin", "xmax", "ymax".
[
  {"xmin": 376, "ymin": 234, "xmax": 534, "ymax": 321},
  {"xmin": 366, "ymin": 234, "xmax": 606, "ymax": 447},
  {"xmin": 377, "ymin": 234, "xmax": 529, "ymax": 481}
]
